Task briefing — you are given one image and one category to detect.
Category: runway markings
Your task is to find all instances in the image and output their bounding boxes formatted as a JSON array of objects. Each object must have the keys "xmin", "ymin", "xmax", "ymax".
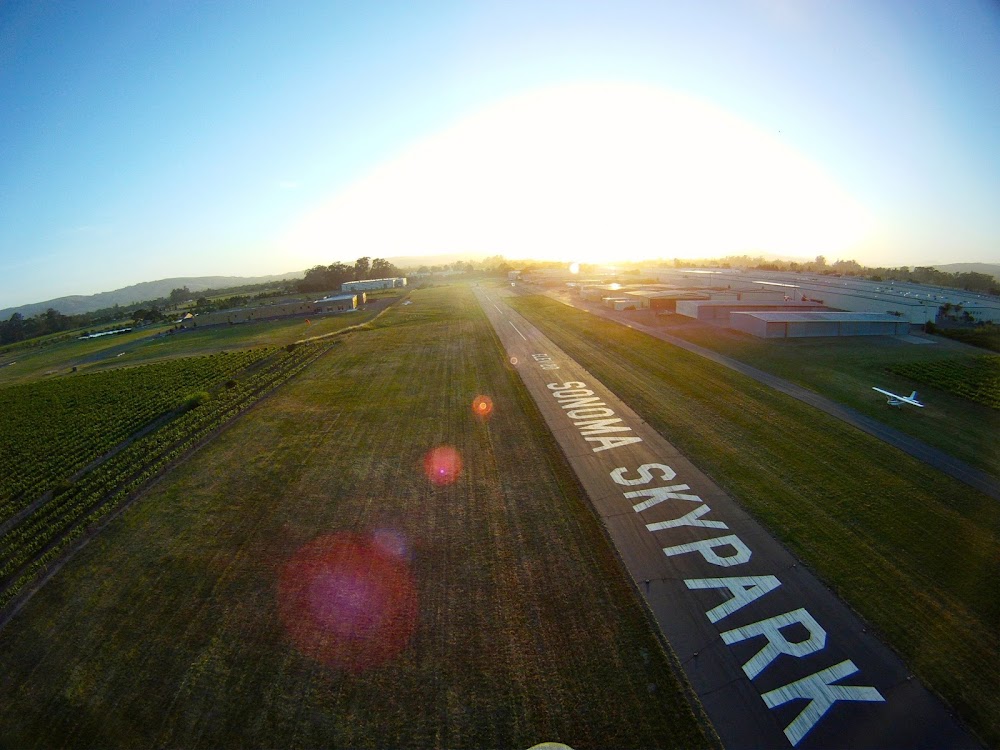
[{"xmin": 478, "ymin": 289, "xmax": 977, "ymax": 749}]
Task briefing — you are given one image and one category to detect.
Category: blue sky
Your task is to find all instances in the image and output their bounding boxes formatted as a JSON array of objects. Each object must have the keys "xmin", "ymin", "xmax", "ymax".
[{"xmin": 1, "ymin": 0, "xmax": 998, "ymax": 307}]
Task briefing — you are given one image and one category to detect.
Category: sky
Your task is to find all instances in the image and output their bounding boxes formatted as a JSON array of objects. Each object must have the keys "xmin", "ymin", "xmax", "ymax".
[{"xmin": 1, "ymin": 0, "xmax": 998, "ymax": 307}]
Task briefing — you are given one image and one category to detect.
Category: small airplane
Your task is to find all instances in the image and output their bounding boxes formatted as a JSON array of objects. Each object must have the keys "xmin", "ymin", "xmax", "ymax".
[{"xmin": 872, "ymin": 387, "xmax": 924, "ymax": 408}]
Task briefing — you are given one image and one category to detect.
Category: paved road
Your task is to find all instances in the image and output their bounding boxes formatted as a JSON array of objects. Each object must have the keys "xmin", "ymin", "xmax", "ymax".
[
  {"xmin": 475, "ymin": 287, "xmax": 980, "ymax": 750},
  {"xmin": 542, "ymin": 289, "xmax": 1000, "ymax": 502}
]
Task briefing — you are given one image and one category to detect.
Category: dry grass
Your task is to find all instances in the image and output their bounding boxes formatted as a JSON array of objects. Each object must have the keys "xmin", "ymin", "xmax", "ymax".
[{"xmin": 0, "ymin": 285, "xmax": 710, "ymax": 749}]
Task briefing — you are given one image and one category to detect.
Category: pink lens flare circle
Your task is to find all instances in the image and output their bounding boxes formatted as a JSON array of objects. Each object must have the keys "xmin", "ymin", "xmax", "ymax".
[
  {"xmin": 423, "ymin": 445, "xmax": 462, "ymax": 486},
  {"xmin": 472, "ymin": 395, "xmax": 494, "ymax": 419},
  {"xmin": 277, "ymin": 532, "xmax": 418, "ymax": 673}
]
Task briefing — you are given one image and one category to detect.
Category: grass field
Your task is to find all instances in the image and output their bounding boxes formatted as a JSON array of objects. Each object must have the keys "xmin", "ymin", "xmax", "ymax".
[
  {"xmin": 888, "ymin": 355, "xmax": 1000, "ymax": 409},
  {"xmin": 0, "ymin": 349, "xmax": 273, "ymax": 515},
  {"xmin": 0, "ymin": 308, "xmax": 382, "ymax": 385},
  {"xmin": 580, "ymin": 296, "xmax": 1000, "ymax": 477},
  {"xmin": 0, "ymin": 286, "xmax": 711, "ymax": 749},
  {"xmin": 508, "ymin": 293, "xmax": 1000, "ymax": 747}
]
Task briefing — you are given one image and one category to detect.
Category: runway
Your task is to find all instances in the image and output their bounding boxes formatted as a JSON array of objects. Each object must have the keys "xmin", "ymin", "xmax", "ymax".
[{"xmin": 475, "ymin": 287, "xmax": 980, "ymax": 749}]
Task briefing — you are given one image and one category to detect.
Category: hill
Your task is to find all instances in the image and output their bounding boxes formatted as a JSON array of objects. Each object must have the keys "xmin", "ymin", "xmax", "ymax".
[
  {"xmin": 933, "ymin": 263, "xmax": 1000, "ymax": 280},
  {"xmin": 0, "ymin": 272, "xmax": 304, "ymax": 319}
]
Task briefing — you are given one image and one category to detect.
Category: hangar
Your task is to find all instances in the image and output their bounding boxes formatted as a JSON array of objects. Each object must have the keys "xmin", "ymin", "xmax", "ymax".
[
  {"xmin": 314, "ymin": 293, "xmax": 359, "ymax": 312},
  {"xmin": 730, "ymin": 311, "xmax": 912, "ymax": 338},
  {"xmin": 623, "ymin": 290, "xmax": 711, "ymax": 311},
  {"xmin": 342, "ymin": 277, "xmax": 407, "ymax": 292},
  {"xmin": 180, "ymin": 300, "xmax": 317, "ymax": 328},
  {"xmin": 675, "ymin": 300, "xmax": 826, "ymax": 322}
]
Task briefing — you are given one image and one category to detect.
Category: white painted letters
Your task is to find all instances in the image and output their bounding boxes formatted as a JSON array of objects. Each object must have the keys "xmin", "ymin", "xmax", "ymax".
[
  {"xmin": 662, "ymin": 534, "xmax": 753, "ymax": 567},
  {"xmin": 610, "ymin": 463, "xmax": 675, "ymax": 486},
  {"xmin": 721, "ymin": 608, "xmax": 827, "ymax": 679},
  {"xmin": 627, "ymin": 484, "xmax": 702, "ymax": 512},
  {"xmin": 762, "ymin": 660, "xmax": 885, "ymax": 746},
  {"xmin": 646, "ymin": 504, "xmax": 728, "ymax": 532},
  {"xmin": 684, "ymin": 576, "xmax": 782, "ymax": 623},
  {"xmin": 587, "ymin": 435, "xmax": 644, "ymax": 452}
]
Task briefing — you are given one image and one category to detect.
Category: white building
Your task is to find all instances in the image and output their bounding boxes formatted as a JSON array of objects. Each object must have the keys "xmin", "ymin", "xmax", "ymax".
[{"xmin": 341, "ymin": 277, "xmax": 407, "ymax": 292}]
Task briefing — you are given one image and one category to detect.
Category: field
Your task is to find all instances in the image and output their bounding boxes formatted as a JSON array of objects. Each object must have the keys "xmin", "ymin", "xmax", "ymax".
[
  {"xmin": 0, "ymin": 350, "xmax": 273, "ymax": 513},
  {"xmin": 936, "ymin": 324, "xmax": 1000, "ymax": 353},
  {"xmin": 584, "ymin": 297, "xmax": 1000, "ymax": 477},
  {"xmin": 0, "ymin": 305, "xmax": 383, "ymax": 385},
  {"xmin": 507, "ymin": 293, "xmax": 1000, "ymax": 747},
  {"xmin": 0, "ymin": 344, "xmax": 331, "ymax": 612},
  {"xmin": 0, "ymin": 286, "xmax": 710, "ymax": 749},
  {"xmin": 889, "ymin": 355, "xmax": 1000, "ymax": 409}
]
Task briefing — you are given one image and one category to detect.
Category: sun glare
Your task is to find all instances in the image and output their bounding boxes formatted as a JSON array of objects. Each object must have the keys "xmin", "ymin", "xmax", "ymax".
[{"xmin": 284, "ymin": 82, "xmax": 872, "ymax": 264}]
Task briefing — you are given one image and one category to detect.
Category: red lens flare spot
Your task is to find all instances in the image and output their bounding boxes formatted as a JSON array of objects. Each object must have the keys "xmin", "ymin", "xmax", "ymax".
[
  {"xmin": 472, "ymin": 395, "xmax": 494, "ymax": 419},
  {"xmin": 277, "ymin": 532, "xmax": 418, "ymax": 673},
  {"xmin": 423, "ymin": 445, "xmax": 462, "ymax": 486}
]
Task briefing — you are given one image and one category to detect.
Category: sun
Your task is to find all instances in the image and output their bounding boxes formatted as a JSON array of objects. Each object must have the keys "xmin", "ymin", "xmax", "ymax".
[{"xmin": 284, "ymin": 82, "xmax": 872, "ymax": 265}]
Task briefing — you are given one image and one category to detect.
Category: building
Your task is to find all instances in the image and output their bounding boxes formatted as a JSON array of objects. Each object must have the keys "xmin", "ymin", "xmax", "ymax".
[
  {"xmin": 675, "ymin": 300, "xmax": 826, "ymax": 323},
  {"xmin": 730, "ymin": 312, "xmax": 912, "ymax": 339},
  {"xmin": 314, "ymin": 294, "xmax": 358, "ymax": 312},
  {"xmin": 180, "ymin": 300, "xmax": 318, "ymax": 328},
  {"xmin": 341, "ymin": 277, "xmax": 407, "ymax": 292},
  {"xmin": 621, "ymin": 290, "xmax": 711, "ymax": 311},
  {"xmin": 644, "ymin": 267, "xmax": 1000, "ymax": 324}
]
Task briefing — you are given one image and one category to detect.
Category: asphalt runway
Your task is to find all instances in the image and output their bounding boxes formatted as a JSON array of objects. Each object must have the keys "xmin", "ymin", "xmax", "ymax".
[
  {"xmin": 545, "ymin": 290, "xmax": 1000, "ymax": 502},
  {"xmin": 475, "ymin": 287, "xmax": 980, "ymax": 750}
]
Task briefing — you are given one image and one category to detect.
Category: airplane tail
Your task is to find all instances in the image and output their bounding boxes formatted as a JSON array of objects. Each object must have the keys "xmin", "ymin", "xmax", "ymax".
[{"xmin": 910, "ymin": 392, "xmax": 918, "ymax": 400}]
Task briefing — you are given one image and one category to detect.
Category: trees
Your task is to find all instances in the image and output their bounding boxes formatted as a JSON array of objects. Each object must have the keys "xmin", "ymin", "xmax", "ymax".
[
  {"xmin": 370, "ymin": 258, "xmax": 400, "ymax": 278},
  {"xmin": 169, "ymin": 286, "xmax": 193, "ymax": 305},
  {"xmin": 0, "ymin": 313, "xmax": 26, "ymax": 344},
  {"xmin": 354, "ymin": 256, "xmax": 371, "ymax": 280},
  {"xmin": 297, "ymin": 257, "xmax": 403, "ymax": 293}
]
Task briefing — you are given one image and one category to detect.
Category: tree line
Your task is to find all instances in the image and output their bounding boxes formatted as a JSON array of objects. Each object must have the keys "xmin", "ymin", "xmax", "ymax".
[
  {"xmin": 295, "ymin": 257, "xmax": 401, "ymax": 293},
  {"xmin": 1, "ymin": 282, "xmax": 288, "ymax": 347},
  {"xmin": 696, "ymin": 255, "xmax": 999, "ymax": 295}
]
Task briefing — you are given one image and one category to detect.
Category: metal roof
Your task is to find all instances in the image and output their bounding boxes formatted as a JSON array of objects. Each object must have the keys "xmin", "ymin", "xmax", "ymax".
[{"xmin": 730, "ymin": 312, "xmax": 905, "ymax": 323}]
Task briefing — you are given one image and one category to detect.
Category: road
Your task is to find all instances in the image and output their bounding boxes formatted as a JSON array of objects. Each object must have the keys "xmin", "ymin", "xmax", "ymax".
[
  {"xmin": 475, "ymin": 287, "xmax": 980, "ymax": 750},
  {"xmin": 542, "ymin": 289, "xmax": 1000, "ymax": 502}
]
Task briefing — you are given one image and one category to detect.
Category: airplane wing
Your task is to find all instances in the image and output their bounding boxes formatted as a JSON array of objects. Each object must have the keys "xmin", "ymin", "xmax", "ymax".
[{"xmin": 872, "ymin": 387, "xmax": 924, "ymax": 407}]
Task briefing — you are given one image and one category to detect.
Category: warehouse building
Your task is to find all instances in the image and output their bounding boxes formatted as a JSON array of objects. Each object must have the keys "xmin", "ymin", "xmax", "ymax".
[
  {"xmin": 675, "ymin": 299, "xmax": 826, "ymax": 322},
  {"xmin": 730, "ymin": 312, "xmax": 911, "ymax": 339},
  {"xmin": 314, "ymin": 294, "xmax": 358, "ymax": 312},
  {"xmin": 645, "ymin": 267, "xmax": 1000, "ymax": 324},
  {"xmin": 180, "ymin": 300, "xmax": 318, "ymax": 328},
  {"xmin": 342, "ymin": 277, "xmax": 407, "ymax": 292},
  {"xmin": 622, "ymin": 290, "xmax": 711, "ymax": 311}
]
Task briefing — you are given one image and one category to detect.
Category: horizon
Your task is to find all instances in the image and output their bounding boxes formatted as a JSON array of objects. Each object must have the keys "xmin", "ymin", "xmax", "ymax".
[
  {"xmin": 5, "ymin": 252, "xmax": 999, "ymax": 317},
  {"xmin": 2, "ymin": 1, "xmax": 998, "ymax": 308}
]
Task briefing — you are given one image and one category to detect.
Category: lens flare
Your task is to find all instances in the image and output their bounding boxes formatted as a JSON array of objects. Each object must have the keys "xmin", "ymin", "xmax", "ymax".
[
  {"xmin": 277, "ymin": 532, "xmax": 418, "ymax": 673},
  {"xmin": 423, "ymin": 445, "xmax": 462, "ymax": 485},
  {"xmin": 472, "ymin": 395, "xmax": 494, "ymax": 419},
  {"xmin": 510, "ymin": 357, "xmax": 518, "ymax": 366},
  {"xmin": 569, "ymin": 262, "xmax": 580, "ymax": 274}
]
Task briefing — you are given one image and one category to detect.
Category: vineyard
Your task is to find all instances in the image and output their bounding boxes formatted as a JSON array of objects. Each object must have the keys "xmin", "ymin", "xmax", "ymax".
[
  {"xmin": 0, "ymin": 342, "xmax": 332, "ymax": 611},
  {"xmin": 888, "ymin": 355, "xmax": 1000, "ymax": 409},
  {"xmin": 0, "ymin": 350, "xmax": 273, "ymax": 516}
]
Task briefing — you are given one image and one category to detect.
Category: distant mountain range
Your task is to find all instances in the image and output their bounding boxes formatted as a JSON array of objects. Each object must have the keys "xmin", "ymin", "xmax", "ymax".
[{"xmin": 0, "ymin": 272, "xmax": 304, "ymax": 319}]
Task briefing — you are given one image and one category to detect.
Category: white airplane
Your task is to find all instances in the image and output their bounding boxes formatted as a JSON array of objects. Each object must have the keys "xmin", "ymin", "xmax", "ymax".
[{"xmin": 872, "ymin": 387, "xmax": 924, "ymax": 408}]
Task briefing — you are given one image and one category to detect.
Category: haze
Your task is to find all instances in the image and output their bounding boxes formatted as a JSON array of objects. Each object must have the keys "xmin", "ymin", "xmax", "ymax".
[{"xmin": 1, "ymin": 0, "xmax": 998, "ymax": 308}]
